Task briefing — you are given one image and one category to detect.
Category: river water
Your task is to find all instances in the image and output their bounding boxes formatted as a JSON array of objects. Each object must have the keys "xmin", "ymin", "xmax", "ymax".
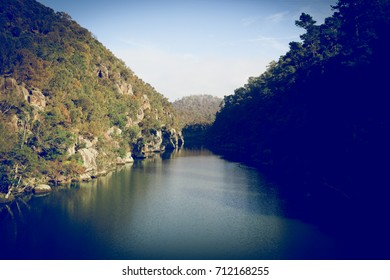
[{"xmin": 1, "ymin": 148, "xmax": 341, "ymax": 259}]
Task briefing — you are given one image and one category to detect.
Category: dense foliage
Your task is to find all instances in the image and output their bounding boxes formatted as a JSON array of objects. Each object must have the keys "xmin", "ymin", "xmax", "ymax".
[
  {"xmin": 210, "ymin": 0, "xmax": 390, "ymax": 202},
  {"xmin": 172, "ymin": 94, "xmax": 222, "ymax": 128},
  {"xmin": 172, "ymin": 94, "xmax": 222, "ymax": 145},
  {"xmin": 0, "ymin": 0, "xmax": 177, "ymax": 194}
]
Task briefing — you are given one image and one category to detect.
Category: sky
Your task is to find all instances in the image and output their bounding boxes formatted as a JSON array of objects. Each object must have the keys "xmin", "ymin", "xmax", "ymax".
[{"xmin": 37, "ymin": 0, "xmax": 336, "ymax": 101}]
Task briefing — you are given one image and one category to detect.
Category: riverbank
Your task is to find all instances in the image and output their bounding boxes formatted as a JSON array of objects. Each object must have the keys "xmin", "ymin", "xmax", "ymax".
[{"xmin": 1, "ymin": 148, "xmax": 345, "ymax": 260}]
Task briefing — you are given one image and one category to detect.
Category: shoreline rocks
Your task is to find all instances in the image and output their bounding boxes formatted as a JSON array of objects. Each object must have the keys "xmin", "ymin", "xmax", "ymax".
[
  {"xmin": 116, "ymin": 152, "xmax": 134, "ymax": 165},
  {"xmin": 132, "ymin": 128, "xmax": 184, "ymax": 159},
  {"xmin": 33, "ymin": 184, "xmax": 52, "ymax": 194}
]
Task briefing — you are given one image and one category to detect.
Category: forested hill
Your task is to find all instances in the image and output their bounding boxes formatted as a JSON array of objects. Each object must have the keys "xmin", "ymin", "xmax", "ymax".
[
  {"xmin": 0, "ymin": 0, "xmax": 182, "ymax": 197},
  {"xmin": 172, "ymin": 94, "xmax": 222, "ymax": 128},
  {"xmin": 172, "ymin": 94, "xmax": 222, "ymax": 146},
  {"xmin": 209, "ymin": 0, "xmax": 390, "ymax": 205}
]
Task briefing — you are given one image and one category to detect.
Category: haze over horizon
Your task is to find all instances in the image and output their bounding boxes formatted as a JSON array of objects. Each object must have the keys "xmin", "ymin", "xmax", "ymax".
[{"xmin": 37, "ymin": 0, "xmax": 336, "ymax": 101}]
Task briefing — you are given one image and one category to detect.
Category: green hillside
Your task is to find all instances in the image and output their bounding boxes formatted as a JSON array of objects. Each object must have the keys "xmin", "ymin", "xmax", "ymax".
[
  {"xmin": 0, "ymin": 0, "xmax": 182, "ymax": 198},
  {"xmin": 172, "ymin": 94, "xmax": 222, "ymax": 128},
  {"xmin": 172, "ymin": 94, "xmax": 222, "ymax": 145}
]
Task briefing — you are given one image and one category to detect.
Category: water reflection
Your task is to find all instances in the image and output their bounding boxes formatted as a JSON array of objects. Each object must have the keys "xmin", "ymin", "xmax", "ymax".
[{"xmin": 1, "ymin": 148, "xmax": 336, "ymax": 260}]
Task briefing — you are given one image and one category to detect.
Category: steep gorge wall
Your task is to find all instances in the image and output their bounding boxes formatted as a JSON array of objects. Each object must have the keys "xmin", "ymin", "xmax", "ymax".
[{"xmin": 0, "ymin": 0, "xmax": 182, "ymax": 195}]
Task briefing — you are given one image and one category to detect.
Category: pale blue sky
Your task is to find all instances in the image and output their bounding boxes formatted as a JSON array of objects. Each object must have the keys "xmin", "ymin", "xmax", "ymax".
[{"xmin": 37, "ymin": 0, "xmax": 336, "ymax": 101}]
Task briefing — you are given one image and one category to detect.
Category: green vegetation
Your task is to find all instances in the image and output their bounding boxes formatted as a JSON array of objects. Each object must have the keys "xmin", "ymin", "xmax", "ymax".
[
  {"xmin": 209, "ymin": 0, "xmax": 390, "ymax": 200},
  {"xmin": 0, "ymin": 0, "xmax": 178, "ymax": 195},
  {"xmin": 172, "ymin": 94, "xmax": 222, "ymax": 128},
  {"xmin": 173, "ymin": 95, "xmax": 222, "ymax": 145}
]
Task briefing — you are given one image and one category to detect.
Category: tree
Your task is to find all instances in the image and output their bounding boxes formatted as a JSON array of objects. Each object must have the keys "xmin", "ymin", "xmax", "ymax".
[{"xmin": 209, "ymin": 0, "xmax": 390, "ymax": 203}]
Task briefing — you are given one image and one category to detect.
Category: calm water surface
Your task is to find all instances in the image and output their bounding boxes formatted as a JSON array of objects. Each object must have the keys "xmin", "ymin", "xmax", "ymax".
[{"xmin": 1, "ymin": 148, "xmax": 338, "ymax": 259}]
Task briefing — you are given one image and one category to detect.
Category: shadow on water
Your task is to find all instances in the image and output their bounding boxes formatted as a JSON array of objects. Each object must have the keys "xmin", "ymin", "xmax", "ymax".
[
  {"xmin": 0, "ymin": 195, "xmax": 33, "ymax": 249},
  {"xmin": 208, "ymin": 147, "xmax": 390, "ymax": 259}
]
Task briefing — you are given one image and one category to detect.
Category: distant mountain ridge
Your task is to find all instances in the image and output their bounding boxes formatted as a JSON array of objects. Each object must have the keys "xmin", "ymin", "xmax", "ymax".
[
  {"xmin": 172, "ymin": 94, "xmax": 222, "ymax": 146},
  {"xmin": 172, "ymin": 94, "xmax": 222, "ymax": 128},
  {"xmin": 0, "ymin": 0, "xmax": 182, "ymax": 197}
]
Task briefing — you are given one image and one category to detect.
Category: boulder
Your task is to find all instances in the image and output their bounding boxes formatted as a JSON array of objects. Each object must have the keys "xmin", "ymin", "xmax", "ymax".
[
  {"xmin": 133, "ymin": 129, "xmax": 183, "ymax": 158},
  {"xmin": 3, "ymin": 76, "xmax": 18, "ymax": 90},
  {"xmin": 116, "ymin": 157, "xmax": 126, "ymax": 165},
  {"xmin": 78, "ymin": 147, "xmax": 98, "ymax": 172},
  {"xmin": 1, "ymin": 77, "xmax": 24, "ymax": 100},
  {"xmin": 33, "ymin": 184, "xmax": 51, "ymax": 194},
  {"xmin": 162, "ymin": 128, "xmax": 178, "ymax": 150},
  {"xmin": 116, "ymin": 153, "xmax": 134, "ymax": 165},
  {"xmin": 67, "ymin": 142, "xmax": 76, "ymax": 156},
  {"xmin": 123, "ymin": 152, "xmax": 134, "ymax": 163},
  {"xmin": 1, "ymin": 77, "xmax": 46, "ymax": 110}
]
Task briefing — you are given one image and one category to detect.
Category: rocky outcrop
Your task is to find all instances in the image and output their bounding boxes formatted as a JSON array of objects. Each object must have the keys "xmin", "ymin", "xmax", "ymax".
[
  {"xmin": 28, "ymin": 88, "xmax": 46, "ymax": 110},
  {"xmin": 1, "ymin": 76, "xmax": 19, "ymax": 93},
  {"xmin": 96, "ymin": 63, "xmax": 133, "ymax": 96},
  {"xmin": 0, "ymin": 76, "xmax": 46, "ymax": 110},
  {"xmin": 33, "ymin": 184, "xmax": 51, "ymax": 194},
  {"xmin": 178, "ymin": 131, "xmax": 184, "ymax": 147},
  {"xmin": 107, "ymin": 126, "xmax": 122, "ymax": 136},
  {"xmin": 116, "ymin": 80, "xmax": 133, "ymax": 96},
  {"xmin": 96, "ymin": 63, "xmax": 109, "ymax": 79},
  {"xmin": 132, "ymin": 128, "xmax": 183, "ymax": 158},
  {"xmin": 162, "ymin": 128, "xmax": 179, "ymax": 150},
  {"xmin": 1, "ymin": 75, "xmax": 183, "ymax": 184},
  {"xmin": 132, "ymin": 138, "xmax": 147, "ymax": 159},
  {"xmin": 76, "ymin": 131, "xmax": 136, "ymax": 179},
  {"xmin": 132, "ymin": 95, "xmax": 152, "ymax": 125},
  {"xmin": 67, "ymin": 142, "xmax": 76, "ymax": 156},
  {"xmin": 141, "ymin": 94, "xmax": 151, "ymax": 110},
  {"xmin": 147, "ymin": 130, "xmax": 163, "ymax": 152},
  {"xmin": 78, "ymin": 135, "xmax": 98, "ymax": 149},
  {"xmin": 78, "ymin": 147, "xmax": 98, "ymax": 177},
  {"xmin": 116, "ymin": 152, "xmax": 134, "ymax": 165},
  {"xmin": 136, "ymin": 108, "xmax": 145, "ymax": 124}
]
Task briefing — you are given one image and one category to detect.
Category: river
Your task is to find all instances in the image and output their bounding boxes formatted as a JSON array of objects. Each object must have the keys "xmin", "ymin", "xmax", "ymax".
[{"xmin": 1, "ymin": 148, "xmax": 342, "ymax": 259}]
